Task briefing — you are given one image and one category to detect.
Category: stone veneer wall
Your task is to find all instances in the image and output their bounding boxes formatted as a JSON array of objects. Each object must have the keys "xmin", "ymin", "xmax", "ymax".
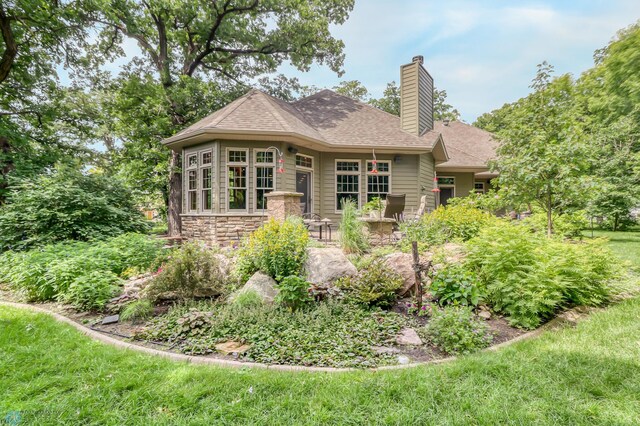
[{"xmin": 181, "ymin": 215, "xmax": 268, "ymax": 246}]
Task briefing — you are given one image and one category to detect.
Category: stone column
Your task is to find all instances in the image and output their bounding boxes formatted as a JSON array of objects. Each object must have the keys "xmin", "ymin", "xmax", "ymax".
[{"xmin": 264, "ymin": 191, "xmax": 303, "ymax": 221}]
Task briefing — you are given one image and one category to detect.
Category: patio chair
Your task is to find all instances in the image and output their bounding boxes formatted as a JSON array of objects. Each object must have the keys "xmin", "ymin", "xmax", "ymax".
[
  {"xmin": 383, "ymin": 194, "xmax": 406, "ymax": 222},
  {"xmin": 302, "ymin": 213, "xmax": 323, "ymax": 239}
]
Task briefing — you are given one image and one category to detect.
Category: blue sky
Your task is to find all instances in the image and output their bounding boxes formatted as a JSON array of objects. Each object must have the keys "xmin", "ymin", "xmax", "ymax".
[{"xmin": 276, "ymin": 0, "xmax": 640, "ymax": 122}]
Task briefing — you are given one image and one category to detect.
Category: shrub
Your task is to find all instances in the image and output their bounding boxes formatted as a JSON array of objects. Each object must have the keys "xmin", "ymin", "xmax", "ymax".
[
  {"xmin": 338, "ymin": 199, "xmax": 370, "ymax": 254},
  {"xmin": 466, "ymin": 222, "xmax": 618, "ymax": 329},
  {"xmin": 237, "ymin": 217, "xmax": 309, "ymax": 282},
  {"xmin": 230, "ymin": 290, "xmax": 264, "ymax": 309},
  {"xmin": 0, "ymin": 234, "xmax": 164, "ymax": 303},
  {"xmin": 276, "ymin": 275, "xmax": 311, "ymax": 311},
  {"xmin": 431, "ymin": 264, "xmax": 484, "ymax": 307},
  {"xmin": 335, "ymin": 262, "xmax": 403, "ymax": 307},
  {"xmin": 400, "ymin": 202, "xmax": 497, "ymax": 251},
  {"xmin": 523, "ymin": 210, "xmax": 587, "ymax": 239},
  {"xmin": 59, "ymin": 271, "xmax": 121, "ymax": 310},
  {"xmin": 144, "ymin": 242, "xmax": 227, "ymax": 302},
  {"xmin": 0, "ymin": 168, "xmax": 150, "ymax": 252},
  {"xmin": 120, "ymin": 299, "xmax": 154, "ymax": 322},
  {"xmin": 427, "ymin": 306, "xmax": 493, "ymax": 355}
]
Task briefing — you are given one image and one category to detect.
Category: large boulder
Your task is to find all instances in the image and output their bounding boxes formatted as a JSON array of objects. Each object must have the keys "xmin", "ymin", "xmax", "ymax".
[
  {"xmin": 230, "ymin": 272, "xmax": 279, "ymax": 304},
  {"xmin": 382, "ymin": 253, "xmax": 419, "ymax": 296},
  {"xmin": 304, "ymin": 248, "xmax": 357, "ymax": 287}
]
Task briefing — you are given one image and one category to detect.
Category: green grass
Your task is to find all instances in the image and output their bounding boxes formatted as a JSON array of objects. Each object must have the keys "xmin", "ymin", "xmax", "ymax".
[
  {"xmin": 584, "ymin": 228, "xmax": 640, "ymax": 272},
  {"xmin": 1, "ymin": 233, "xmax": 640, "ymax": 425},
  {"xmin": 1, "ymin": 297, "xmax": 639, "ymax": 425}
]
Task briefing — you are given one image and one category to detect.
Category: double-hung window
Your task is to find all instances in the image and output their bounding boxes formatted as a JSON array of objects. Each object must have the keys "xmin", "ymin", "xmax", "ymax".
[
  {"xmin": 200, "ymin": 150, "xmax": 213, "ymax": 211},
  {"xmin": 254, "ymin": 149, "xmax": 275, "ymax": 211},
  {"xmin": 473, "ymin": 182, "xmax": 485, "ymax": 193},
  {"xmin": 227, "ymin": 149, "xmax": 248, "ymax": 211},
  {"xmin": 366, "ymin": 160, "xmax": 391, "ymax": 202},
  {"xmin": 336, "ymin": 160, "xmax": 360, "ymax": 211},
  {"xmin": 186, "ymin": 153, "xmax": 198, "ymax": 212}
]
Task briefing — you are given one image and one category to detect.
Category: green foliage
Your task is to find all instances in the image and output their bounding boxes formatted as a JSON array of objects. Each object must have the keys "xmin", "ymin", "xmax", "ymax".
[
  {"xmin": 335, "ymin": 263, "xmax": 402, "ymax": 307},
  {"xmin": 276, "ymin": 276, "xmax": 311, "ymax": 311},
  {"xmin": 237, "ymin": 217, "xmax": 309, "ymax": 282},
  {"xmin": 59, "ymin": 271, "xmax": 121, "ymax": 311},
  {"xmin": 401, "ymin": 202, "xmax": 497, "ymax": 251},
  {"xmin": 523, "ymin": 210, "xmax": 587, "ymax": 239},
  {"xmin": 361, "ymin": 197, "xmax": 383, "ymax": 215},
  {"xmin": 144, "ymin": 242, "xmax": 227, "ymax": 302},
  {"xmin": 431, "ymin": 264, "xmax": 483, "ymax": 307},
  {"xmin": 120, "ymin": 299, "xmax": 154, "ymax": 322},
  {"xmin": 0, "ymin": 234, "xmax": 165, "ymax": 303},
  {"xmin": 338, "ymin": 199, "xmax": 370, "ymax": 254},
  {"xmin": 427, "ymin": 306, "xmax": 493, "ymax": 355},
  {"xmin": 0, "ymin": 168, "xmax": 150, "ymax": 251},
  {"xmin": 230, "ymin": 290, "xmax": 264, "ymax": 309},
  {"xmin": 466, "ymin": 223, "xmax": 619, "ymax": 328},
  {"xmin": 142, "ymin": 300, "xmax": 408, "ymax": 368}
]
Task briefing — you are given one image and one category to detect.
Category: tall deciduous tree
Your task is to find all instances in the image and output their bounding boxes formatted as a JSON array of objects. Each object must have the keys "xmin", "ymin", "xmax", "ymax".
[
  {"xmin": 89, "ymin": 0, "xmax": 354, "ymax": 235},
  {"xmin": 494, "ymin": 62, "xmax": 591, "ymax": 236}
]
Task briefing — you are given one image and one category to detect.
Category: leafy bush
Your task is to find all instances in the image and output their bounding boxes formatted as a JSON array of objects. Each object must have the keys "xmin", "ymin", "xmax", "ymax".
[
  {"xmin": 523, "ymin": 210, "xmax": 587, "ymax": 239},
  {"xmin": 427, "ymin": 306, "xmax": 493, "ymax": 355},
  {"xmin": 400, "ymin": 203, "xmax": 497, "ymax": 251},
  {"xmin": 237, "ymin": 217, "xmax": 309, "ymax": 282},
  {"xmin": 230, "ymin": 290, "xmax": 264, "ymax": 309},
  {"xmin": 141, "ymin": 300, "xmax": 408, "ymax": 368},
  {"xmin": 59, "ymin": 271, "xmax": 121, "ymax": 310},
  {"xmin": 144, "ymin": 242, "xmax": 227, "ymax": 302},
  {"xmin": 466, "ymin": 223, "xmax": 618, "ymax": 329},
  {"xmin": 335, "ymin": 262, "xmax": 403, "ymax": 307},
  {"xmin": 0, "ymin": 168, "xmax": 150, "ymax": 252},
  {"xmin": 120, "ymin": 299, "xmax": 154, "ymax": 322},
  {"xmin": 276, "ymin": 275, "xmax": 311, "ymax": 311},
  {"xmin": 431, "ymin": 264, "xmax": 484, "ymax": 307},
  {"xmin": 0, "ymin": 234, "xmax": 165, "ymax": 303},
  {"xmin": 338, "ymin": 199, "xmax": 370, "ymax": 254}
]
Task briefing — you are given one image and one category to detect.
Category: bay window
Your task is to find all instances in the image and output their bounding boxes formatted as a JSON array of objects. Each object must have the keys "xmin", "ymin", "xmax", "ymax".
[
  {"xmin": 254, "ymin": 149, "xmax": 275, "ymax": 211},
  {"xmin": 227, "ymin": 149, "xmax": 248, "ymax": 210}
]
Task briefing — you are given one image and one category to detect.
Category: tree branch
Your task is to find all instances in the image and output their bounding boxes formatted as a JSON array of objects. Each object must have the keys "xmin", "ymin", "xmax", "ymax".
[{"xmin": 0, "ymin": 6, "xmax": 17, "ymax": 84}]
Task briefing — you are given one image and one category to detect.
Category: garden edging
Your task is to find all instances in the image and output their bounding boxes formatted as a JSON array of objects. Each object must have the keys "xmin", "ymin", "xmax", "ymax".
[{"xmin": 0, "ymin": 300, "xmax": 547, "ymax": 373}]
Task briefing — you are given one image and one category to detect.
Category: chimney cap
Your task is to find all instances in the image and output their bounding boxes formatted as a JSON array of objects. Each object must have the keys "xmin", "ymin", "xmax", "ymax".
[{"xmin": 412, "ymin": 55, "xmax": 424, "ymax": 64}]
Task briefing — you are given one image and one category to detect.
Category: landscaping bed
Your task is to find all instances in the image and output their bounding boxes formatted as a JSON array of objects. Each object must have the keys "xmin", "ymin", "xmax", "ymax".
[{"xmin": 0, "ymin": 202, "xmax": 636, "ymax": 369}]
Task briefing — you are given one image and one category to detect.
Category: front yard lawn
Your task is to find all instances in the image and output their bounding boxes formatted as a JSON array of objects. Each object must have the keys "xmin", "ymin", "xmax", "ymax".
[{"xmin": 2, "ymin": 293, "xmax": 640, "ymax": 424}]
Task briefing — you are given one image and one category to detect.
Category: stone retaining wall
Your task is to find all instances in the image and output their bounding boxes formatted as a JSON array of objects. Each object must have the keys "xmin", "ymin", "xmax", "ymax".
[{"xmin": 181, "ymin": 215, "xmax": 268, "ymax": 246}]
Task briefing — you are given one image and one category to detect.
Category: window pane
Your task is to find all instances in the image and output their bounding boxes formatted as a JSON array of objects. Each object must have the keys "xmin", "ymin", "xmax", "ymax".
[
  {"xmin": 256, "ymin": 151, "xmax": 274, "ymax": 163},
  {"xmin": 201, "ymin": 151, "xmax": 212, "ymax": 165},
  {"xmin": 439, "ymin": 177, "xmax": 455, "ymax": 185},
  {"xmin": 202, "ymin": 168, "xmax": 212, "ymax": 189},
  {"xmin": 187, "ymin": 154, "xmax": 197, "ymax": 168},
  {"xmin": 188, "ymin": 170, "xmax": 197, "ymax": 190},
  {"xmin": 228, "ymin": 189, "xmax": 246, "ymax": 210},
  {"xmin": 228, "ymin": 150, "xmax": 247, "ymax": 163},
  {"xmin": 228, "ymin": 166, "xmax": 247, "ymax": 188},
  {"xmin": 189, "ymin": 191, "xmax": 197, "ymax": 211},
  {"xmin": 296, "ymin": 155, "xmax": 313, "ymax": 168},
  {"xmin": 202, "ymin": 189, "xmax": 212, "ymax": 210},
  {"xmin": 336, "ymin": 161, "xmax": 359, "ymax": 171}
]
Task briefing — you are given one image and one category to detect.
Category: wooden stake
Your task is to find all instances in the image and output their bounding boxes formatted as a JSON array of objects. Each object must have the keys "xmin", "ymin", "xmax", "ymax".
[{"xmin": 412, "ymin": 241, "xmax": 423, "ymax": 311}]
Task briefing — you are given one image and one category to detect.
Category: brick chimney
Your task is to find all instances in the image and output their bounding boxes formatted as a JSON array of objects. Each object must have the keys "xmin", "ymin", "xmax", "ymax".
[{"xmin": 400, "ymin": 55, "xmax": 434, "ymax": 135}]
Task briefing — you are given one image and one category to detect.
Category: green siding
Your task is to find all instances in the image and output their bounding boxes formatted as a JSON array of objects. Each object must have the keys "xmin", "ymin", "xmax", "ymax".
[{"xmin": 419, "ymin": 153, "xmax": 437, "ymax": 210}]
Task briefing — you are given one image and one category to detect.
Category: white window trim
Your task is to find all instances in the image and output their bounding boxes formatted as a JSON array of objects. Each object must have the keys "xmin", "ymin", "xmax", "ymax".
[
  {"xmin": 473, "ymin": 181, "xmax": 485, "ymax": 193},
  {"xmin": 295, "ymin": 153, "xmax": 314, "ymax": 171},
  {"xmin": 226, "ymin": 148, "xmax": 250, "ymax": 212},
  {"xmin": 365, "ymin": 160, "xmax": 392, "ymax": 202},
  {"xmin": 199, "ymin": 149, "xmax": 214, "ymax": 213},
  {"xmin": 335, "ymin": 159, "xmax": 361, "ymax": 213},
  {"xmin": 253, "ymin": 148, "xmax": 276, "ymax": 212},
  {"xmin": 184, "ymin": 152, "xmax": 198, "ymax": 213}
]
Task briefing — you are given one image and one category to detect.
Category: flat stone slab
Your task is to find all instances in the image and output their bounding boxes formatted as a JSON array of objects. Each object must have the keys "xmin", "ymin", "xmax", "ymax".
[
  {"xmin": 101, "ymin": 314, "xmax": 119, "ymax": 325},
  {"xmin": 396, "ymin": 327, "xmax": 423, "ymax": 346},
  {"xmin": 215, "ymin": 341, "xmax": 251, "ymax": 356}
]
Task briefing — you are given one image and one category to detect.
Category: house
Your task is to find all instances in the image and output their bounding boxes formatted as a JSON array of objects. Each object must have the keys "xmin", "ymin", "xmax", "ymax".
[{"xmin": 162, "ymin": 56, "xmax": 498, "ymax": 245}]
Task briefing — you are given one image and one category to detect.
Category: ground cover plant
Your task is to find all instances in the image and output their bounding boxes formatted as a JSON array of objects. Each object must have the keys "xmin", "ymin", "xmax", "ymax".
[
  {"xmin": 335, "ymin": 262, "xmax": 403, "ymax": 307},
  {"xmin": 237, "ymin": 217, "xmax": 309, "ymax": 282},
  {"xmin": 426, "ymin": 305, "xmax": 493, "ymax": 355},
  {"xmin": 0, "ymin": 233, "xmax": 165, "ymax": 309},
  {"xmin": 141, "ymin": 299, "xmax": 409, "ymax": 368}
]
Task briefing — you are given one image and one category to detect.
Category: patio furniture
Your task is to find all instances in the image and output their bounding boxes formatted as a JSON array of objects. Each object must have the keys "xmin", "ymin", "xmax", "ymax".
[
  {"xmin": 383, "ymin": 194, "xmax": 406, "ymax": 221},
  {"xmin": 302, "ymin": 213, "xmax": 332, "ymax": 242}
]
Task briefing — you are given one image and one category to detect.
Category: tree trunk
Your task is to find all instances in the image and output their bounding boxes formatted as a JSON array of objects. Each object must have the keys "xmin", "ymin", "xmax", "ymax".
[
  {"xmin": 0, "ymin": 135, "xmax": 13, "ymax": 205},
  {"xmin": 167, "ymin": 150, "xmax": 182, "ymax": 236},
  {"xmin": 613, "ymin": 215, "xmax": 619, "ymax": 232}
]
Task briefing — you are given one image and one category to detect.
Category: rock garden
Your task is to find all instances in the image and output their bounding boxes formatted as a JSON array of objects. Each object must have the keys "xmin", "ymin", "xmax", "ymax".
[{"xmin": 0, "ymin": 197, "xmax": 632, "ymax": 369}]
